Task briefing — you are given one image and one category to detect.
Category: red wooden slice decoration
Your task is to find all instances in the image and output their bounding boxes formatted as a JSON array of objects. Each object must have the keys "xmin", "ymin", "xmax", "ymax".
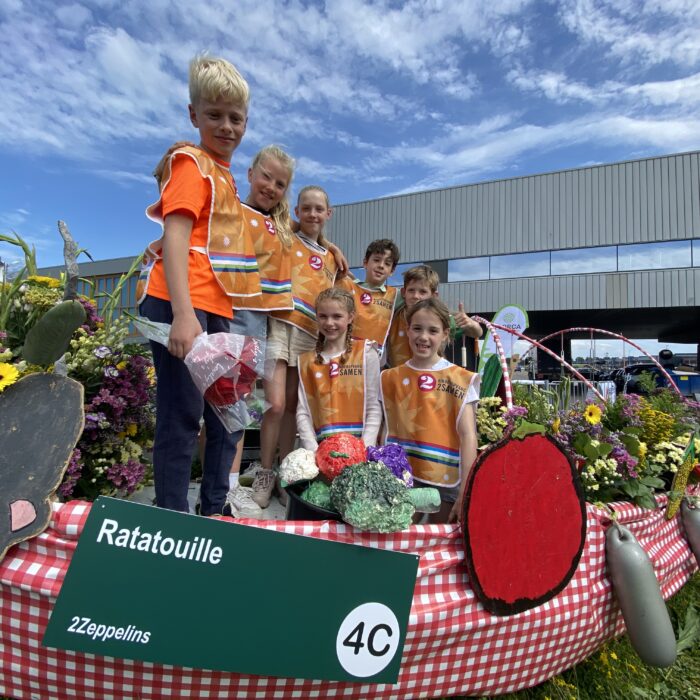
[{"xmin": 463, "ymin": 433, "xmax": 586, "ymax": 615}]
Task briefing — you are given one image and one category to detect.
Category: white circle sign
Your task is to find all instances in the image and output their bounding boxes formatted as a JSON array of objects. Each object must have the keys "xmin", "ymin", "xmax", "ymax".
[{"xmin": 336, "ymin": 602, "xmax": 400, "ymax": 677}]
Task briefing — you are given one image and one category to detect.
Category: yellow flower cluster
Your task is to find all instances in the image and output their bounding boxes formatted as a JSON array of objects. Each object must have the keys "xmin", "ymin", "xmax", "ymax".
[
  {"xmin": 27, "ymin": 275, "xmax": 62, "ymax": 289},
  {"xmin": 22, "ymin": 284, "xmax": 62, "ymax": 310},
  {"xmin": 638, "ymin": 400, "xmax": 675, "ymax": 445},
  {"xmin": 476, "ymin": 396, "xmax": 508, "ymax": 444}
]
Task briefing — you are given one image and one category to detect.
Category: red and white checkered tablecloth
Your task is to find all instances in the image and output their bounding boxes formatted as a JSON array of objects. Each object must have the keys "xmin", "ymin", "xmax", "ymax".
[{"xmin": 1, "ymin": 496, "xmax": 697, "ymax": 700}]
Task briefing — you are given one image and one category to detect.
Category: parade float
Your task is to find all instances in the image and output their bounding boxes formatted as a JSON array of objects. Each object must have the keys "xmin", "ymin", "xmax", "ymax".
[{"xmin": 0, "ymin": 232, "xmax": 699, "ymax": 699}]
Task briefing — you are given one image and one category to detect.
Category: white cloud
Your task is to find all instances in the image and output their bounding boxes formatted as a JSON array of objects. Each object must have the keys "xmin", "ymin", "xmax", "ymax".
[{"xmin": 557, "ymin": 0, "xmax": 700, "ymax": 67}]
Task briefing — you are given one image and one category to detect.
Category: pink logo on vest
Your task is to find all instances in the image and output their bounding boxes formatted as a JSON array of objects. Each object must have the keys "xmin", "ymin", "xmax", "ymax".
[
  {"xmin": 329, "ymin": 361, "xmax": 340, "ymax": 378},
  {"xmin": 264, "ymin": 220, "xmax": 276, "ymax": 235},
  {"xmin": 360, "ymin": 292, "xmax": 372, "ymax": 305},
  {"xmin": 418, "ymin": 374, "xmax": 436, "ymax": 392},
  {"xmin": 309, "ymin": 255, "xmax": 323, "ymax": 270}
]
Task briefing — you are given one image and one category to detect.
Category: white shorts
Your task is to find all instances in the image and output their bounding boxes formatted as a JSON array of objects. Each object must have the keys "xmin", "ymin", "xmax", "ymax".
[{"xmin": 266, "ymin": 317, "xmax": 316, "ymax": 367}]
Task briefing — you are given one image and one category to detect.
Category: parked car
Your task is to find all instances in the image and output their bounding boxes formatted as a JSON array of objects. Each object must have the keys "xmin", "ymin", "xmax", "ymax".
[{"xmin": 622, "ymin": 363, "xmax": 700, "ymax": 398}]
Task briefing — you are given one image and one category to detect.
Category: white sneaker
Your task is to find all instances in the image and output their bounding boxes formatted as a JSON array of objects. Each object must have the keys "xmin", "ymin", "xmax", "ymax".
[
  {"xmin": 251, "ymin": 468, "xmax": 276, "ymax": 508},
  {"xmin": 225, "ymin": 484, "xmax": 264, "ymax": 519},
  {"xmin": 239, "ymin": 461, "xmax": 264, "ymax": 487}
]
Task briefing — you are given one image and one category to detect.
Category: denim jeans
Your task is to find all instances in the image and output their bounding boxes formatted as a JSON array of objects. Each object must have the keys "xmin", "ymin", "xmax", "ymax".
[{"xmin": 140, "ymin": 295, "xmax": 242, "ymax": 516}]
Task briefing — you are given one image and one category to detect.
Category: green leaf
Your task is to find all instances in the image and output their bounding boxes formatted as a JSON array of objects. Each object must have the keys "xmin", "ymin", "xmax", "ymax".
[
  {"xmin": 480, "ymin": 354, "xmax": 503, "ymax": 398},
  {"xmin": 22, "ymin": 300, "xmax": 86, "ymax": 366},
  {"xmin": 676, "ymin": 605, "xmax": 700, "ymax": 654},
  {"xmin": 619, "ymin": 432, "xmax": 641, "ymax": 456},
  {"xmin": 634, "ymin": 491, "xmax": 658, "ymax": 510},
  {"xmin": 640, "ymin": 476, "xmax": 666, "ymax": 489},
  {"xmin": 511, "ymin": 420, "xmax": 546, "ymax": 440},
  {"xmin": 621, "ymin": 480, "xmax": 642, "ymax": 497},
  {"xmin": 598, "ymin": 442, "xmax": 613, "ymax": 457}
]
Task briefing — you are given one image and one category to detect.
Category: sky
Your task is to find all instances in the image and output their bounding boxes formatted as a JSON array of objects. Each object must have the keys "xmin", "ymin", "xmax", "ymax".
[{"xmin": 1, "ymin": 0, "xmax": 699, "ymax": 357}]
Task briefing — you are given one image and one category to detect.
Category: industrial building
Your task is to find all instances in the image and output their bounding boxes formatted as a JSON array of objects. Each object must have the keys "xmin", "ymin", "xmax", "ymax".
[{"xmin": 39, "ymin": 150, "xmax": 700, "ymax": 363}]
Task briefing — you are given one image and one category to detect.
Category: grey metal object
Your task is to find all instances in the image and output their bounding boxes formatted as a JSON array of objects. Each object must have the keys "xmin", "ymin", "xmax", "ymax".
[
  {"xmin": 681, "ymin": 498, "xmax": 700, "ymax": 567},
  {"xmin": 605, "ymin": 522, "xmax": 677, "ymax": 667}
]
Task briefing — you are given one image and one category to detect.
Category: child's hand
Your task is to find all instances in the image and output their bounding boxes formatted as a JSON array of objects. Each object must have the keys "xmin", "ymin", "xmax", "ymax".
[
  {"xmin": 168, "ymin": 312, "xmax": 203, "ymax": 359},
  {"xmin": 453, "ymin": 302, "xmax": 483, "ymax": 338},
  {"xmin": 328, "ymin": 243, "xmax": 349, "ymax": 275},
  {"xmin": 152, "ymin": 141, "xmax": 198, "ymax": 183},
  {"xmin": 448, "ymin": 500, "xmax": 461, "ymax": 524}
]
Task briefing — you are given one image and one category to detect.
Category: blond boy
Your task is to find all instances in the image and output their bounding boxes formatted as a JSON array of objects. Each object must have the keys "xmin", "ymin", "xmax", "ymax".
[{"xmin": 137, "ymin": 55, "xmax": 255, "ymax": 517}]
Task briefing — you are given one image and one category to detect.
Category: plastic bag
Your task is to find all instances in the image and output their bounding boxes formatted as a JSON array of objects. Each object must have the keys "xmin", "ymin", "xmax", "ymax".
[{"xmin": 134, "ymin": 316, "xmax": 268, "ymax": 432}]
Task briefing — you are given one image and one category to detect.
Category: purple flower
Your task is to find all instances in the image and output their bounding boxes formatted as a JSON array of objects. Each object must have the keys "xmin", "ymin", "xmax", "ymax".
[
  {"xmin": 58, "ymin": 448, "xmax": 82, "ymax": 498},
  {"xmin": 367, "ymin": 443, "xmax": 413, "ymax": 487},
  {"xmin": 103, "ymin": 366, "xmax": 119, "ymax": 378},
  {"xmin": 106, "ymin": 460, "xmax": 146, "ymax": 496}
]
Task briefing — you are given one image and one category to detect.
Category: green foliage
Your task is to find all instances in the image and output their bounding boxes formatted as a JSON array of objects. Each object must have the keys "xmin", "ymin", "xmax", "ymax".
[
  {"xmin": 301, "ymin": 480, "xmax": 334, "ymax": 510},
  {"xmin": 513, "ymin": 383, "xmax": 554, "ymax": 424},
  {"xmin": 480, "ymin": 354, "xmax": 502, "ymax": 397},
  {"xmin": 96, "ymin": 254, "xmax": 143, "ymax": 330},
  {"xmin": 637, "ymin": 370, "xmax": 660, "ymax": 395},
  {"xmin": 512, "ymin": 420, "xmax": 546, "ymax": 440},
  {"xmin": 21, "ymin": 300, "xmax": 86, "ymax": 366},
  {"xmin": 330, "ymin": 462, "xmax": 415, "ymax": 532}
]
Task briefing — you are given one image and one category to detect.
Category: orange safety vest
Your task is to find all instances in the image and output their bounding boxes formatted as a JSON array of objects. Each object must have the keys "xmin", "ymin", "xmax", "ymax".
[
  {"xmin": 386, "ymin": 309, "xmax": 412, "ymax": 368},
  {"xmin": 381, "ymin": 362, "xmax": 477, "ymax": 487},
  {"xmin": 337, "ymin": 278, "xmax": 397, "ymax": 350},
  {"xmin": 136, "ymin": 147, "xmax": 261, "ymax": 306},
  {"xmin": 270, "ymin": 234, "xmax": 337, "ymax": 337},
  {"xmin": 298, "ymin": 340, "xmax": 370, "ymax": 441},
  {"xmin": 237, "ymin": 203, "xmax": 293, "ymax": 311}
]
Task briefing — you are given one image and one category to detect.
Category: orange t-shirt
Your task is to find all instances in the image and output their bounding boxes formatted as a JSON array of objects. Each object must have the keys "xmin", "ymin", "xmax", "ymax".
[{"xmin": 145, "ymin": 154, "xmax": 235, "ymax": 319}]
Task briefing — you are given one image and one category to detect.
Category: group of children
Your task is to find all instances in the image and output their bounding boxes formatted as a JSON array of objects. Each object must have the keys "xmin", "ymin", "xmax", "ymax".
[{"xmin": 138, "ymin": 54, "xmax": 482, "ymax": 524}]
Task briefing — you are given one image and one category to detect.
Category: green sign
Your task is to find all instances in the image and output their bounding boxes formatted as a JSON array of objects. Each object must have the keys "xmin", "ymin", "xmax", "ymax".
[{"xmin": 43, "ymin": 497, "xmax": 418, "ymax": 683}]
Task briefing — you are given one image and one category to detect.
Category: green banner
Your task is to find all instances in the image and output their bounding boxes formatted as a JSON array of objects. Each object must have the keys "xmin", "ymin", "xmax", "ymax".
[{"xmin": 43, "ymin": 497, "xmax": 418, "ymax": 683}]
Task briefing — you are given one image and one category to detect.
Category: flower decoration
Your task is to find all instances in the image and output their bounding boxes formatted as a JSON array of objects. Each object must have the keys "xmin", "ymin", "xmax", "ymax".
[
  {"xmin": 0, "ymin": 237, "xmax": 154, "ymax": 501},
  {"xmin": 366, "ymin": 443, "xmax": 414, "ymax": 487},
  {"xmin": 0, "ymin": 361, "xmax": 20, "ymax": 392},
  {"xmin": 584, "ymin": 403, "xmax": 602, "ymax": 425}
]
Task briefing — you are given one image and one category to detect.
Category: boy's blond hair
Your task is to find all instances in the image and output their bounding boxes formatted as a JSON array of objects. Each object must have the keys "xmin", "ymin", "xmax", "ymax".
[
  {"xmin": 251, "ymin": 145, "xmax": 295, "ymax": 247},
  {"xmin": 403, "ymin": 264, "xmax": 439, "ymax": 293},
  {"xmin": 189, "ymin": 54, "xmax": 249, "ymax": 109}
]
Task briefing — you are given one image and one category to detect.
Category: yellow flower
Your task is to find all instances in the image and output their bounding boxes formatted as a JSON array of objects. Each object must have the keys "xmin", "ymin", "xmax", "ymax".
[
  {"xmin": 552, "ymin": 417, "xmax": 561, "ymax": 433},
  {"xmin": 117, "ymin": 361, "xmax": 128, "ymax": 370},
  {"xmin": 0, "ymin": 362, "xmax": 20, "ymax": 392},
  {"xmin": 609, "ymin": 651, "xmax": 618, "ymax": 661},
  {"xmin": 584, "ymin": 403, "xmax": 602, "ymax": 425},
  {"xmin": 27, "ymin": 274, "xmax": 61, "ymax": 288},
  {"xmin": 638, "ymin": 441, "xmax": 647, "ymax": 460},
  {"xmin": 126, "ymin": 423, "xmax": 138, "ymax": 437}
]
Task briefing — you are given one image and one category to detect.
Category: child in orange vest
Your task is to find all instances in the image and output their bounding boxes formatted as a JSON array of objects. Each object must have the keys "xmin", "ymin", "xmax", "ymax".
[
  {"xmin": 381, "ymin": 297, "xmax": 479, "ymax": 523},
  {"xmin": 297, "ymin": 288, "xmax": 381, "ymax": 450},
  {"xmin": 386, "ymin": 264, "xmax": 483, "ymax": 369},
  {"xmin": 336, "ymin": 239, "xmax": 400, "ymax": 354},
  {"xmin": 251, "ymin": 186, "xmax": 340, "ymax": 506},
  {"xmin": 136, "ymin": 55, "xmax": 253, "ymax": 517}
]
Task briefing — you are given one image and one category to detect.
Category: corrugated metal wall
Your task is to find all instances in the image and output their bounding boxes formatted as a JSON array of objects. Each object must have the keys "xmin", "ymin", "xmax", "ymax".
[
  {"xmin": 328, "ymin": 151, "xmax": 700, "ymax": 264},
  {"xmin": 439, "ymin": 268, "xmax": 700, "ymax": 312}
]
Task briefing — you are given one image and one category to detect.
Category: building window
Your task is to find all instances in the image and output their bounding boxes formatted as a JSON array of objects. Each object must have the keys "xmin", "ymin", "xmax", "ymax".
[
  {"xmin": 618, "ymin": 240, "xmax": 691, "ymax": 272},
  {"xmin": 551, "ymin": 246, "xmax": 617, "ymax": 276},
  {"xmin": 693, "ymin": 239, "xmax": 700, "ymax": 267},
  {"xmin": 490, "ymin": 251, "xmax": 550, "ymax": 279},
  {"xmin": 448, "ymin": 257, "xmax": 490, "ymax": 282}
]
